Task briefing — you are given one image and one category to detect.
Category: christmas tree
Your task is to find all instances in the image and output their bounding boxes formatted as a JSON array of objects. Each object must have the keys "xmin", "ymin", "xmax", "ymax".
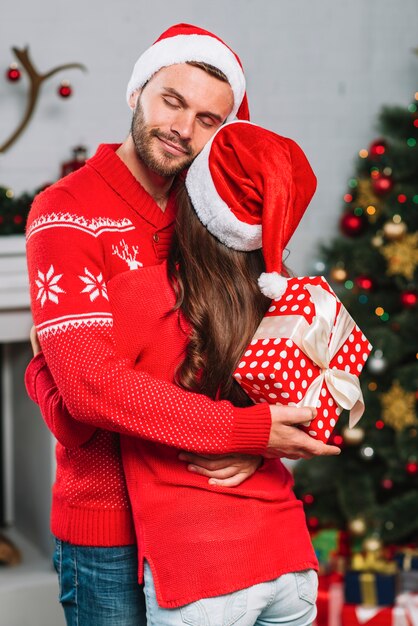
[
  {"xmin": 0, "ymin": 187, "xmax": 35, "ymax": 235},
  {"xmin": 294, "ymin": 93, "xmax": 418, "ymax": 548}
]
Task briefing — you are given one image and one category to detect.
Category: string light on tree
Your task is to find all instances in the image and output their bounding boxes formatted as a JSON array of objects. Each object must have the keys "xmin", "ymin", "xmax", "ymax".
[
  {"xmin": 355, "ymin": 275, "xmax": 375, "ymax": 291},
  {"xmin": 372, "ymin": 232, "xmax": 384, "ymax": 248},
  {"xmin": 371, "ymin": 172, "xmax": 394, "ymax": 196},
  {"xmin": 369, "ymin": 139, "xmax": 387, "ymax": 158},
  {"xmin": 330, "ymin": 265, "xmax": 348, "ymax": 283},
  {"xmin": 406, "ymin": 461, "xmax": 418, "ymax": 476},
  {"xmin": 400, "ymin": 290, "xmax": 417, "ymax": 309},
  {"xmin": 360, "ymin": 445, "xmax": 375, "ymax": 460},
  {"xmin": 349, "ymin": 517, "xmax": 367, "ymax": 537},
  {"xmin": 368, "ymin": 349, "xmax": 388, "ymax": 375}
]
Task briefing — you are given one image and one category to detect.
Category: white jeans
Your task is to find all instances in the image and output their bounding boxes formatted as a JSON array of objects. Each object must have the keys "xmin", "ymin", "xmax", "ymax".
[{"xmin": 143, "ymin": 562, "xmax": 318, "ymax": 626}]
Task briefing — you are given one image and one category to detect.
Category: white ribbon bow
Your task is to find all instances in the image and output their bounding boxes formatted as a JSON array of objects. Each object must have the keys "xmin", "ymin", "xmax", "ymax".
[{"xmin": 253, "ymin": 282, "xmax": 366, "ymax": 427}]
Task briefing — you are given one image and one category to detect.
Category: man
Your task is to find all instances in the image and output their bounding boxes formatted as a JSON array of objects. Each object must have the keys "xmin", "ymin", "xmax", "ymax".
[{"xmin": 26, "ymin": 23, "xmax": 339, "ymax": 626}]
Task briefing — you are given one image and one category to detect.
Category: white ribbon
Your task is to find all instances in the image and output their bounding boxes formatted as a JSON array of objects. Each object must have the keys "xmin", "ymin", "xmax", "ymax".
[
  {"xmin": 253, "ymin": 282, "xmax": 365, "ymax": 427},
  {"xmin": 396, "ymin": 593, "xmax": 418, "ymax": 626}
]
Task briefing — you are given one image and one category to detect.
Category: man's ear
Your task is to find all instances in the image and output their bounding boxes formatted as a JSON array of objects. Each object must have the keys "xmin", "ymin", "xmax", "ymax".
[{"xmin": 129, "ymin": 89, "xmax": 141, "ymax": 111}]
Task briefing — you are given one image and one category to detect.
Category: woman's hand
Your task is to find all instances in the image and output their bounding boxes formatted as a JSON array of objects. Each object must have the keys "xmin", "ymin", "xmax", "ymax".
[
  {"xmin": 30, "ymin": 325, "xmax": 42, "ymax": 356},
  {"xmin": 178, "ymin": 452, "xmax": 263, "ymax": 487}
]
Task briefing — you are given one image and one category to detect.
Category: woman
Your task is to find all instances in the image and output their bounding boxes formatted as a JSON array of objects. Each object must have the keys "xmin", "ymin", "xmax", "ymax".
[{"xmin": 27, "ymin": 121, "xmax": 328, "ymax": 625}]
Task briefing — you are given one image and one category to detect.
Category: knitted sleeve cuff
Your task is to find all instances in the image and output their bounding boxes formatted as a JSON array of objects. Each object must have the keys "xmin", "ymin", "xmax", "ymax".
[{"xmin": 230, "ymin": 403, "xmax": 271, "ymax": 454}]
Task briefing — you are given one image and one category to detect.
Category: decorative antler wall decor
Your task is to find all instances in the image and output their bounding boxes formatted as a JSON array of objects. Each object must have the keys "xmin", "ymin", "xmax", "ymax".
[{"xmin": 0, "ymin": 46, "xmax": 86, "ymax": 153}]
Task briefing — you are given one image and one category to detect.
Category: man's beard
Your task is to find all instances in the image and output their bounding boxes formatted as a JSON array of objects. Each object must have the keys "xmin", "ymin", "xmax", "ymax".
[{"xmin": 131, "ymin": 100, "xmax": 195, "ymax": 177}]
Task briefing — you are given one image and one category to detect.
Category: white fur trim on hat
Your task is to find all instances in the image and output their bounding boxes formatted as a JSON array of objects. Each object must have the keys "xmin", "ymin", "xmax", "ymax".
[
  {"xmin": 258, "ymin": 273, "xmax": 288, "ymax": 299},
  {"xmin": 185, "ymin": 122, "xmax": 262, "ymax": 251},
  {"xmin": 126, "ymin": 34, "xmax": 245, "ymax": 122}
]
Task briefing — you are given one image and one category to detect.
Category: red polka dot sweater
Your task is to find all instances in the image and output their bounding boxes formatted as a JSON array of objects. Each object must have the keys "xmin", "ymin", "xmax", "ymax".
[
  {"xmin": 25, "ymin": 144, "xmax": 272, "ymax": 547},
  {"xmin": 26, "ymin": 260, "xmax": 318, "ymax": 607}
]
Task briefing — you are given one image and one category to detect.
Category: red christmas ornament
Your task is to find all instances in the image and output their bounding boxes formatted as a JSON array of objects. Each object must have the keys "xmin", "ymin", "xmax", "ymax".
[
  {"xmin": 13, "ymin": 215, "xmax": 23, "ymax": 225},
  {"xmin": 400, "ymin": 290, "xmax": 417, "ymax": 309},
  {"xmin": 375, "ymin": 420, "xmax": 385, "ymax": 430},
  {"xmin": 406, "ymin": 461, "xmax": 418, "ymax": 475},
  {"xmin": 381, "ymin": 478, "xmax": 393, "ymax": 490},
  {"xmin": 340, "ymin": 212, "xmax": 367, "ymax": 237},
  {"xmin": 369, "ymin": 139, "xmax": 386, "ymax": 158},
  {"xmin": 302, "ymin": 494, "xmax": 315, "ymax": 505},
  {"xmin": 58, "ymin": 80, "xmax": 72, "ymax": 98},
  {"xmin": 307, "ymin": 516, "xmax": 319, "ymax": 530},
  {"xmin": 355, "ymin": 275, "xmax": 374, "ymax": 291},
  {"xmin": 6, "ymin": 63, "xmax": 21, "ymax": 82},
  {"xmin": 371, "ymin": 173, "xmax": 394, "ymax": 196}
]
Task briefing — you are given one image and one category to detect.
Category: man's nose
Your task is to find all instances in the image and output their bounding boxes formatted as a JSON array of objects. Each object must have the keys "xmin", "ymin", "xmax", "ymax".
[{"xmin": 170, "ymin": 111, "xmax": 194, "ymax": 141}]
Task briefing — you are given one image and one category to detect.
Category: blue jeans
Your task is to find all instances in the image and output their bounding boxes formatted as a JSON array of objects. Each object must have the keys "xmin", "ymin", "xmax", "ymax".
[
  {"xmin": 143, "ymin": 562, "xmax": 318, "ymax": 626},
  {"xmin": 53, "ymin": 539, "xmax": 147, "ymax": 626}
]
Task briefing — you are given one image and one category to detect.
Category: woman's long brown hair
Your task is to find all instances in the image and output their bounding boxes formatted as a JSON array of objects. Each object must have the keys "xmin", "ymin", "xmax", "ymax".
[{"xmin": 167, "ymin": 184, "xmax": 271, "ymax": 407}]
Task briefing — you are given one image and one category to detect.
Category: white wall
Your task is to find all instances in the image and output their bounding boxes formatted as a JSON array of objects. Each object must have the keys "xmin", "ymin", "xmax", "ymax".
[{"xmin": 1, "ymin": 0, "xmax": 417, "ymax": 273}]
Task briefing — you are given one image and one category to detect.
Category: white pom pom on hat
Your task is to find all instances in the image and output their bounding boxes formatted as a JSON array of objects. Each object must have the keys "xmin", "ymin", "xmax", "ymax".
[
  {"xmin": 185, "ymin": 121, "xmax": 317, "ymax": 299},
  {"xmin": 126, "ymin": 23, "xmax": 249, "ymax": 123}
]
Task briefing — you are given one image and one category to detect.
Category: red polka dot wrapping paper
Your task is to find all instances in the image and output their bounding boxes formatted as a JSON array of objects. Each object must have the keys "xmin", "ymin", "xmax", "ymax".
[{"xmin": 233, "ymin": 276, "xmax": 372, "ymax": 443}]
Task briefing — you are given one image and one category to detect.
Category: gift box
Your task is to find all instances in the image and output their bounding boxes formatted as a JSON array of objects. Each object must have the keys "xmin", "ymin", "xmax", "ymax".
[
  {"xmin": 394, "ymin": 550, "xmax": 418, "ymax": 593},
  {"xmin": 398, "ymin": 572, "xmax": 418, "ymax": 594},
  {"xmin": 342, "ymin": 605, "xmax": 410, "ymax": 626},
  {"xmin": 395, "ymin": 550, "xmax": 418, "ymax": 573},
  {"xmin": 312, "ymin": 529, "xmax": 351, "ymax": 567},
  {"xmin": 345, "ymin": 552, "xmax": 398, "ymax": 607},
  {"xmin": 345, "ymin": 571, "xmax": 397, "ymax": 607},
  {"xmin": 314, "ymin": 572, "xmax": 345, "ymax": 626},
  {"xmin": 233, "ymin": 276, "xmax": 372, "ymax": 442},
  {"xmin": 396, "ymin": 592, "xmax": 418, "ymax": 626}
]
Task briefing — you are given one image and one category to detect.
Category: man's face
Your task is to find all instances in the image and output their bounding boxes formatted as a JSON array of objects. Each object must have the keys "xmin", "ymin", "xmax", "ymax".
[{"xmin": 130, "ymin": 63, "xmax": 234, "ymax": 177}]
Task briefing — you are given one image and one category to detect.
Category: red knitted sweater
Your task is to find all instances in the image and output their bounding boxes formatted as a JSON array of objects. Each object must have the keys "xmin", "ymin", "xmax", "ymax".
[
  {"xmin": 25, "ymin": 144, "xmax": 271, "ymax": 546},
  {"xmin": 26, "ymin": 261, "xmax": 318, "ymax": 607}
]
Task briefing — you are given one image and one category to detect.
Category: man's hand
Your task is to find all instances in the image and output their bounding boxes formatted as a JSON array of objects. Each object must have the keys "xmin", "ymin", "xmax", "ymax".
[
  {"xmin": 178, "ymin": 452, "xmax": 263, "ymax": 487},
  {"xmin": 30, "ymin": 325, "xmax": 42, "ymax": 356},
  {"xmin": 267, "ymin": 405, "xmax": 341, "ymax": 459}
]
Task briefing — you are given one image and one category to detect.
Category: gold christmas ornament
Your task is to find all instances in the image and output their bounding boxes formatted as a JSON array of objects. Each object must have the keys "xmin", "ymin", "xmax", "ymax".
[
  {"xmin": 349, "ymin": 517, "xmax": 367, "ymax": 536},
  {"xmin": 363, "ymin": 536, "xmax": 383, "ymax": 553},
  {"xmin": 343, "ymin": 426, "xmax": 365, "ymax": 445},
  {"xmin": 383, "ymin": 220, "xmax": 407, "ymax": 241},
  {"xmin": 330, "ymin": 267, "xmax": 347, "ymax": 283},
  {"xmin": 381, "ymin": 381, "xmax": 417, "ymax": 431},
  {"xmin": 380, "ymin": 233, "xmax": 418, "ymax": 280}
]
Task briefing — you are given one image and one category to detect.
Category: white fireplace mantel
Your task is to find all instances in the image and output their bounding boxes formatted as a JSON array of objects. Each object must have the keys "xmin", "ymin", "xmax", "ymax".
[
  {"xmin": 0, "ymin": 235, "xmax": 62, "ymax": 626},
  {"xmin": 0, "ymin": 235, "xmax": 33, "ymax": 342}
]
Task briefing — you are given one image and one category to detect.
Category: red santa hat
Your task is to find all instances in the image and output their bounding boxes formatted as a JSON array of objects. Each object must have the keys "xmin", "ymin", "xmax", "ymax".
[
  {"xmin": 185, "ymin": 121, "xmax": 317, "ymax": 298},
  {"xmin": 126, "ymin": 23, "xmax": 249, "ymax": 122}
]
